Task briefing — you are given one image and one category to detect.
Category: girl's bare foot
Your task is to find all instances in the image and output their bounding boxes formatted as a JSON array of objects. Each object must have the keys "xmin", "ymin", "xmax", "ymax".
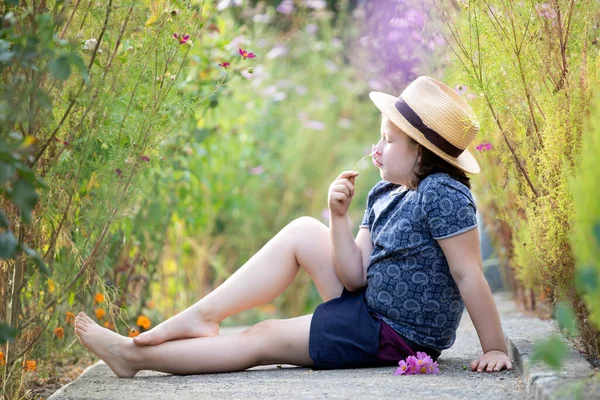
[
  {"xmin": 74, "ymin": 312, "xmax": 138, "ymax": 378},
  {"xmin": 133, "ymin": 307, "xmax": 220, "ymax": 346}
]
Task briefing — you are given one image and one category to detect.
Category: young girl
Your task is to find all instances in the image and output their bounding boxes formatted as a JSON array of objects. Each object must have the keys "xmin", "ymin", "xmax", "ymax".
[{"xmin": 74, "ymin": 75, "xmax": 512, "ymax": 377}]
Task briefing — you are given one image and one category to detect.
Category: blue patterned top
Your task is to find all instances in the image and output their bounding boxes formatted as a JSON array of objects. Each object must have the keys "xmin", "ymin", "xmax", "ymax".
[{"xmin": 360, "ymin": 172, "xmax": 478, "ymax": 350}]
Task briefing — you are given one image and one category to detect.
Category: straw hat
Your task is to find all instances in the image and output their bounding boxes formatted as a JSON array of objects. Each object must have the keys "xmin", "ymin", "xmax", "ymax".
[{"xmin": 369, "ymin": 76, "xmax": 481, "ymax": 174}]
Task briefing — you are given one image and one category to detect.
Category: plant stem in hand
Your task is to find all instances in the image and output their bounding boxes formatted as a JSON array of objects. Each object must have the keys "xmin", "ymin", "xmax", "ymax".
[{"xmin": 352, "ymin": 154, "xmax": 373, "ymax": 172}]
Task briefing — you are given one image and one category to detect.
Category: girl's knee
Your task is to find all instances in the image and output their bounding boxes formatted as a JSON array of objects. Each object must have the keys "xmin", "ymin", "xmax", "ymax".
[
  {"xmin": 289, "ymin": 216, "xmax": 325, "ymax": 232},
  {"xmin": 243, "ymin": 319, "xmax": 276, "ymax": 337},
  {"xmin": 241, "ymin": 320, "xmax": 280, "ymax": 363}
]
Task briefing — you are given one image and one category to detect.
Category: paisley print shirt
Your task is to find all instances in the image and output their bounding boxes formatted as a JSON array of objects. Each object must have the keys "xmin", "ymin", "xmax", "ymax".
[{"xmin": 360, "ymin": 172, "xmax": 478, "ymax": 350}]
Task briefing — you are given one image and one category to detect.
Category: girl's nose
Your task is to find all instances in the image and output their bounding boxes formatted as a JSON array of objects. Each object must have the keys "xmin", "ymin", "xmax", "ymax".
[{"xmin": 372, "ymin": 144, "xmax": 382, "ymax": 157}]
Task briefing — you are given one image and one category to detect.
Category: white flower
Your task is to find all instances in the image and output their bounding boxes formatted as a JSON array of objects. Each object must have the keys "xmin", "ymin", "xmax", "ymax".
[
  {"xmin": 266, "ymin": 45, "xmax": 288, "ymax": 60},
  {"xmin": 277, "ymin": 0, "xmax": 294, "ymax": 15},
  {"xmin": 253, "ymin": 14, "xmax": 271, "ymax": 23},
  {"xmin": 272, "ymin": 92, "xmax": 287, "ymax": 102},
  {"xmin": 83, "ymin": 38, "xmax": 98, "ymax": 51},
  {"xmin": 331, "ymin": 38, "xmax": 343, "ymax": 49},
  {"xmin": 225, "ymin": 35, "xmax": 246, "ymax": 51},
  {"xmin": 295, "ymin": 85, "xmax": 308, "ymax": 95},
  {"xmin": 368, "ymin": 79, "xmax": 384, "ymax": 91},
  {"xmin": 217, "ymin": 0, "xmax": 243, "ymax": 11},
  {"xmin": 324, "ymin": 60, "xmax": 338, "ymax": 73},
  {"xmin": 304, "ymin": 0, "xmax": 326, "ymax": 10},
  {"xmin": 338, "ymin": 118, "xmax": 353, "ymax": 129},
  {"xmin": 305, "ymin": 24, "xmax": 318, "ymax": 34}
]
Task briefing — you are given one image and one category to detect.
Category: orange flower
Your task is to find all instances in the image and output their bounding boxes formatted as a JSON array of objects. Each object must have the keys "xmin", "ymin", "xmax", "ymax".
[
  {"xmin": 146, "ymin": 299, "xmax": 155, "ymax": 309},
  {"xmin": 136, "ymin": 315, "xmax": 151, "ymax": 330},
  {"xmin": 54, "ymin": 327, "xmax": 65, "ymax": 339},
  {"xmin": 0, "ymin": 351, "xmax": 5, "ymax": 366},
  {"xmin": 128, "ymin": 329, "xmax": 139, "ymax": 338},
  {"xmin": 95, "ymin": 308, "xmax": 106, "ymax": 319},
  {"xmin": 104, "ymin": 321, "xmax": 115, "ymax": 330},
  {"xmin": 24, "ymin": 360, "xmax": 36, "ymax": 372},
  {"xmin": 94, "ymin": 293, "xmax": 105, "ymax": 304},
  {"xmin": 65, "ymin": 311, "xmax": 75, "ymax": 325}
]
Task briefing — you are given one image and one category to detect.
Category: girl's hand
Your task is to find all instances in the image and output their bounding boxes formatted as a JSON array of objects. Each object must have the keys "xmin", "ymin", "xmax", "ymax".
[
  {"xmin": 328, "ymin": 171, "xmax": 359, "ymax": 218},
  {"xmin": 470, "ymin": 350, "xmax": 513, "ymax": 372}
]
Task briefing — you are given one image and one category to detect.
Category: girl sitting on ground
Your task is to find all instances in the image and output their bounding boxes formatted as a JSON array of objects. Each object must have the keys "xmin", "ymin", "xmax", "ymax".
[{"xmin": 74, "ymin": 75, "xmax": 512, "ymax": 377}]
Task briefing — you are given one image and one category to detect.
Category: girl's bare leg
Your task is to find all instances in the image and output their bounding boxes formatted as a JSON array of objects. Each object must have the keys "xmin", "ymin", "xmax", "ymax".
[
  {"xmin": 75, "ymin": 311, "xmax": 313, "ymax": 377},
  {"xmin": 135, "ymin": 217, "xmax": 343, "ymax": 346}
]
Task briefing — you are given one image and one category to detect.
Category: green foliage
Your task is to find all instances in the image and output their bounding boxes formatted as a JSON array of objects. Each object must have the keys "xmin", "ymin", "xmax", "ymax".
[
  {"xmin": 0, "ymin": 323, "xmax": 18, "ymax": 345},
  {"xmin": 530, "ymin": 333, "xmax": 568, "ymax": 371},
  {"xmin": 446, "ymin": 0, "xmax": 600, "ymax": 360},
  {"xmin": 569, "ymin": 87, "xmax": 600, "ymax": 329}
]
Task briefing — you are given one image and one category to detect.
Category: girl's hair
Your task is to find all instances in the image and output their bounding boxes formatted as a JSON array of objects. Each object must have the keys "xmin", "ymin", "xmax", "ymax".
[{"xmin": 406, "ymin": 136, "xmax": 471, "ymax": 190}]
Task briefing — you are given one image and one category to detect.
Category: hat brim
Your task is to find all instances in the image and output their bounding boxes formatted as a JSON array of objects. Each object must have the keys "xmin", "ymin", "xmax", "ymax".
[{"xmin": 369, "ymin": 91, "xmax": 481, "ymax": 175}]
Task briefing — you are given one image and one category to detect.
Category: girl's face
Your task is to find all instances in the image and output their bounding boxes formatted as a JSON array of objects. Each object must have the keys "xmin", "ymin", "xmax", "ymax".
[{"xmin": 372, "ymin": 115, "xmax": 420, "ymax": 186}]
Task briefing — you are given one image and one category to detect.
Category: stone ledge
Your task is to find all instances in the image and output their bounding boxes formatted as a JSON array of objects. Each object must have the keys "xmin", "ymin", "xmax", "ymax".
[{"xmin": 495, "ymin": 292, "xmax": 599, "ymax": 400}]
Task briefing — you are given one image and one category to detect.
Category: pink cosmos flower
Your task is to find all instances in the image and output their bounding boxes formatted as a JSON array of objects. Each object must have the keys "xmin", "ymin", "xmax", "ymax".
[
  {"xmin": 405, "ymin": 355, "xmax": 418, "ymax": 375},
  {"xmin": 413, "ymin": 353, "xmax": 432, "ymax": 374},
  {"xmin": 394, "ymin": 359, "xmax": 410, "ymax": 375},
  {"xmin": 427, "ymin": 361, "xmax": 440, "ymax": 374},
  {"xmin": 141, "ymin": 155, "xmax": 150, "ymax": 162},
  {"xmin": 238, "ymin": 48, "xmax": 256, "ymax": 60},
  {"xmin": 173, "ymin": 33, "xmax": 190, "ymax": 45},
  {"xmin": 476, "ymin": 142, "xmax": 493, "ymax": 152},
  {"xmin": 371, "ymin": 144, "xmax": 382, "ymax": 167},
  {"xmin": 455, "ymin": 85, "xmax": 468, "ymax": 95},
  {"xmin": 536, "ymin": 3, "xmax": 557, "ymax": 19},
  {"xmin": 218, "ymin": 62, "xmax": 230, "ymax": 69},
  {"xmin": 395, "ymin": 352, "xmax": 440, "ymax": 375}
]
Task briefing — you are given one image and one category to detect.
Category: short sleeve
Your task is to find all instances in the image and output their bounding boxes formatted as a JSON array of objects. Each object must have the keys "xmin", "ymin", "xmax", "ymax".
[{"xmin": 422, "ymin": 178, "xmax": 478, "ymax": 240}]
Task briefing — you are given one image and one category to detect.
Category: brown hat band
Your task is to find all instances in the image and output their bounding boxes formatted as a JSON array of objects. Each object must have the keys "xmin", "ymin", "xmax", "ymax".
[{"xmin": 394, "ymin": 97, "xmax": 464, "ymax": 158}]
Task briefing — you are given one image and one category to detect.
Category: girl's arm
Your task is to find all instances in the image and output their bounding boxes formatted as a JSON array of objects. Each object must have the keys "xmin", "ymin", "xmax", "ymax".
[
  {"xmin": 330, "ymin": 213, "xmax": 365, "ymax": 291},
  {"xmin": 436, "ymin": 226, "xmax": 513, "ymax": 373}
]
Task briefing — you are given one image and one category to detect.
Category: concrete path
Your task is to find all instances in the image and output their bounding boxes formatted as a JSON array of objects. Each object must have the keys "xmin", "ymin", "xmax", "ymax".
[{"xmin": 49, "ymin": 294, "xmax": 527, "ymax": 399}]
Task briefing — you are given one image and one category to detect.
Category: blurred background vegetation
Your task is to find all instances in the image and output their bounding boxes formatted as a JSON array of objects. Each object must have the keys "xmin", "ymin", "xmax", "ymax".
[{"xmin": 0, "ymin": 0, "xmax": 599, "ymax": 398}]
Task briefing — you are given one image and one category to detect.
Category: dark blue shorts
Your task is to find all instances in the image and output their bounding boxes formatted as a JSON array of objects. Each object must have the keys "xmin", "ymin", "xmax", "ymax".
[{"xmin": 308, "ymin": 286, "xmax": 441, "ymax": 370}]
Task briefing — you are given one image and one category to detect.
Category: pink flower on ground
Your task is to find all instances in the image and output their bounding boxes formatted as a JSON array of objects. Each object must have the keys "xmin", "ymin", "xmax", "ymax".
[
  {"xmin": 218, "ymin": 62, "xmax": 230, "ymax": 69},
  {"xmin": 395, "ymin": 352, "xmax": 440, "ymax": 375},
  {"xmin": 395, "ymin": 359, "xmax": 410, "ymax": 375},
  {"xmin": 238, "ymin": 48, "xmax": 256, "ymax": 60},
  {"xmin": 414, "ymin": 353, "xmax": 432, "ymax": 374},
  {"xmin": 173, "ymin": 33, "xmax": 190, "ymax": 45},
  {"xmin": 405, "ymin": 355, "xmax": 418, "ymax": 375},
  {"xmin": 427, "ymin": 361, "xmax": 440, "ymax": 374},
  {"xmin": 140, "ymin": 155, "xmax": 150, "ymax": 162}
]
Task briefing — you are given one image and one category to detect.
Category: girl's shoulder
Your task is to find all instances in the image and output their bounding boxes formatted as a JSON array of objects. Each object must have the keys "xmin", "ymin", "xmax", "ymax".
[
  {"xmin": 417, "ymin": 172, "xmax": 476, "ymax": 207},
  {"xmin": 368, "ymin": 179, "xmax": 402, "ymax": 198},
  {"xmin": 417, "ymin": 172, "xmax": 471, "ymax": 195}
]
